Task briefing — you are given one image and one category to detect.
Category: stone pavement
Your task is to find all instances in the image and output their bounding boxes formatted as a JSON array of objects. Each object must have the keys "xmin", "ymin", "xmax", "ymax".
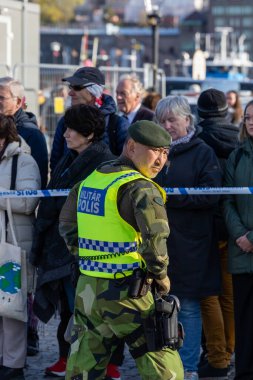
[{"xmin": 23, "ymin": 315, "xmax": 235, "ymax": 380}]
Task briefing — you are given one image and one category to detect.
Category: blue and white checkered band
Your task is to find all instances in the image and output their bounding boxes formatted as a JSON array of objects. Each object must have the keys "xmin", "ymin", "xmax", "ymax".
[
  {"xmin": 78, "ymin": 238, "xmax": 137, "ymax": 254},
  {"xmin": 79, "ymin": 259, "xmax": 140, "ymax": 273}
]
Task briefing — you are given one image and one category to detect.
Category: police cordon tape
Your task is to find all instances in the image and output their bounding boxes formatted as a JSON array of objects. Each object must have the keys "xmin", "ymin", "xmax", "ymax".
[{"xmin": 0, "ymin": 187, "xmax": 253, "ymax": 198}]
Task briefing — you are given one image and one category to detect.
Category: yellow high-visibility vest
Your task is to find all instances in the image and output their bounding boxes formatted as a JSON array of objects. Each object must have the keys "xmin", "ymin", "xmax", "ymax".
[{"xmin": 77, "ymin": 169, "xmax": 166, "ymax": 279}]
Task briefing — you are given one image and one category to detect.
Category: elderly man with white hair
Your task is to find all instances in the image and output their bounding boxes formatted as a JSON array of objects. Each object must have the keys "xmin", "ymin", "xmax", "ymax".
[
  {"xmin": 116, "ymin": 74, "xmax": 154, "ymax": 124},
  {"xmin": 50, "ymin": 67, "xmax": 129, "ymax": 171},
  {"xmin": 0, "ymin": 77, "xmax": 48, "ymax": 188}
]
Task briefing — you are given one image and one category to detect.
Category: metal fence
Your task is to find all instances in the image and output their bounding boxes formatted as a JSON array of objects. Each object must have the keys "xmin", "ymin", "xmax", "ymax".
[{"xmin": 10, "ymin": 63, "xmax": 166, "ymax": 150}]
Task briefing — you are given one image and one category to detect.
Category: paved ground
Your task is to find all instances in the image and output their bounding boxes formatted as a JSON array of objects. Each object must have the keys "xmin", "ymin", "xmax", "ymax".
[{"xmin": 22, "ymin": 315, "xmax": 235, "ymax": 379}]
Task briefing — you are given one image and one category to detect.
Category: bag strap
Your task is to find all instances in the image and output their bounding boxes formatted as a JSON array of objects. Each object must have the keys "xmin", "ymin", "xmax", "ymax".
[
  {"xmin": 6, "ymin": 199, "xmax": 18, "ymax": 246},
  {"xmin": 4, "ymin": 155, "xmax": 19, "ymax": 246},
  {"xmin": 10, "ymin": 154, "xmax": 18, "ymax": 190},
  {"xmin": 0, "ymin": 211, "xmax": 6, "ymax": 244}
]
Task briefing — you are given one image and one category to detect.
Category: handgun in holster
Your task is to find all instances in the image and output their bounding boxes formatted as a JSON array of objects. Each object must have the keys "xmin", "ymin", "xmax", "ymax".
[{"xmin": 143, "ymin": 293, "xmax": 184, "ymax": 351}]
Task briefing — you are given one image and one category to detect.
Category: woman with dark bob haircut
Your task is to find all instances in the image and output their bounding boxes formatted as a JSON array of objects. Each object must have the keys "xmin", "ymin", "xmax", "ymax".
[
  {"xmin": 30, "ymin": 104, "xmax": 115, "ymax": 378},
  {"xmin": 64, "ymin": 104, "xmax": 106, "ymax": 143}
]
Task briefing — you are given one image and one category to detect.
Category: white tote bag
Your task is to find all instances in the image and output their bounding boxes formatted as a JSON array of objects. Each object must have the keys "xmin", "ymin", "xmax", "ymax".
[{"xmin": 0, "ymin": 200, "xmax": 27, "ymax": 322}]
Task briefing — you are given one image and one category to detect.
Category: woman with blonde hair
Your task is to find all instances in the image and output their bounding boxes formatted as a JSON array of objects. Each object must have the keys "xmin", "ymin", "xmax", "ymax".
[
  {"xmin": 226, "ymin": 90, "xmax": 243, "ymax": 126},
  {"xmin": 223, "ymin": 99, "xmax": 253, "ymax": 380}
]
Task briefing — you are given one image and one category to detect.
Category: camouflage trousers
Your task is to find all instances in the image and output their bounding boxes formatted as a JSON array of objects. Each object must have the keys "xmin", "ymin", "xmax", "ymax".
[{"xmin": 66, "ymin": 274, "xmax": 184, "ymax": 380}]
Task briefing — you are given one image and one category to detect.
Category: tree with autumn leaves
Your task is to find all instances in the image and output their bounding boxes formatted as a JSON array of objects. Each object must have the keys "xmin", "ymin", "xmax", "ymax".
[{"xmin": 31, "ymin": 0, "xmax": 84, "ymax": 24}]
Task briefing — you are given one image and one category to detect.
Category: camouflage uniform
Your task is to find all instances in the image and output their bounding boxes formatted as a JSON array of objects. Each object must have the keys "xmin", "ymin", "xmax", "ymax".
[{"xmin": 59, "ymin": 158, "xmax": 184, "ymax": 380}]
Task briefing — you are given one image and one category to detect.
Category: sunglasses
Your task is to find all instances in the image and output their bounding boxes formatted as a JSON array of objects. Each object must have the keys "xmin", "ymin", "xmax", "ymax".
[{"xmin": 68, "ymin": 84, "xmax": 91, "ymax": 92}]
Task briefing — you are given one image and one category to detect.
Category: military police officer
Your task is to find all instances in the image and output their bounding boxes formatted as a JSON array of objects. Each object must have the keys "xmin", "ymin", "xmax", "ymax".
[{"xmin": 59, "ymin": 120, "xmax": 184, "ymax": 380}]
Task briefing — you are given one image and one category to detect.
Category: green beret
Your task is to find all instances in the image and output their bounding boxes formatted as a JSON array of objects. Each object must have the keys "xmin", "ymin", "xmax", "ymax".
[{"xmin": 128, "ymin": 120, "xmax": 171, "ymax": 148}]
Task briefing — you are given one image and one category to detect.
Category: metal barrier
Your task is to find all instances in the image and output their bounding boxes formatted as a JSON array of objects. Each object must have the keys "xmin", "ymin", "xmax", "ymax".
[
  {"xmin": 11, "ymin": 63, "xmax": 167, "ymax": 149},
  {"xmin": 99, "ymin": 64, "xmax": 166, "ymax": 98}
]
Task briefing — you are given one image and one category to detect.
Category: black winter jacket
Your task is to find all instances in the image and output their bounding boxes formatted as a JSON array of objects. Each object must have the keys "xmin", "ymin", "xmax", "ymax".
[
  {"xmin": 155, "ymin": 134, "xmax": 222, "ymax": 298},
  {"xmin": 14, "ymin": 108, "xmax": 48, "ymax": 188},
  {"xmin": 198, "ymin": 117, "xmax": 239, "ymax": 240},
  {"xmin": 31, "ymin": 141, "xmax": 115, "ymax": 322},
  {"xmin": 198, "ymin": 117, "xmax": 239, "ymax": 171}
]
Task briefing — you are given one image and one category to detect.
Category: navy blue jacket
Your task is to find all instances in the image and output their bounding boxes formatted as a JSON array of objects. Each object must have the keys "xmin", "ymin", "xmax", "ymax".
[
  {"xmin": 14, "ymin": 108, "xmax": 48, "ymax": 188},
  {"xmin": 50, "ymin": 93, "xmax": 129, "ymax": 172}
]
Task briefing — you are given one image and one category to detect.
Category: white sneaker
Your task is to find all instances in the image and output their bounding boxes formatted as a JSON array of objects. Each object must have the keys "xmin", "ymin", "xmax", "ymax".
[{"xmin": 184, "ymin": 371, "xmax": 199, "ymax": 380}]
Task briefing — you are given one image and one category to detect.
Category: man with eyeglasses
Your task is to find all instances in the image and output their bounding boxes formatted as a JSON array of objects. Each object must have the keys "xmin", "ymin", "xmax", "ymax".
[
  {"xmin": 0, "ymin": 77, "xmax": 48, "ymax": 188},
  {"xmin": 50, "ymin": 67, "xmax": 129, "ymax": 171}
]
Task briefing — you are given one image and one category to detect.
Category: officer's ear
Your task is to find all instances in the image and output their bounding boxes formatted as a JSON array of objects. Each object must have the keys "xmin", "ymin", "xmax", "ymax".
[{"xmin": 124, "ymin": 138, "xmax": 136, "ymax": 159}]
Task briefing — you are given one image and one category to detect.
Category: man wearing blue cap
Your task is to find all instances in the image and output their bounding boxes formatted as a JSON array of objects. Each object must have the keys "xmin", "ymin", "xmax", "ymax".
[{"xmin": 50, "ymin": 67, "xmax": 129, "ymax": 171}]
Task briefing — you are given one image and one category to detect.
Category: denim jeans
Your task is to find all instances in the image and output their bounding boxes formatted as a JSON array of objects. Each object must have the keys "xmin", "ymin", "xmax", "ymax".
[{"xmin": 178, "ymin": 297, "xmax": 202, "ymax": 372}]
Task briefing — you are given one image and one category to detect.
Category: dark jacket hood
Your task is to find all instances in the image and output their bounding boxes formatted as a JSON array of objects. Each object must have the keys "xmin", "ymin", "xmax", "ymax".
[
  {"xmin": 198, "ymin": 117, "xmax": 239, "ymax": 159},
  {"xmin": 14, "ymin": 108, "xmax": 38, "ymax": 129}
]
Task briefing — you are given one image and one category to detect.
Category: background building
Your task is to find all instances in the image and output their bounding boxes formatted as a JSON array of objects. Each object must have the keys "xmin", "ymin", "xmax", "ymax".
[
  {"xmin": 208, "ymin": 0, "xmax": 253, "ymax": 59},
  {"xmin": 0, "ymin": 0, "xmax": 40, "ymax": 113}
]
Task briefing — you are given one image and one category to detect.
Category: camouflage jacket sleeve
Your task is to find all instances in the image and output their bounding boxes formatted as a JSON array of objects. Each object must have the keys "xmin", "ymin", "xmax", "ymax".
[
  {"xmin": 119, "ymin": 179, "xmax": 170, "ymax": 280},
  {"xmin": 59, "ymin": 182, "xmax": 80, "ymax": 257}
]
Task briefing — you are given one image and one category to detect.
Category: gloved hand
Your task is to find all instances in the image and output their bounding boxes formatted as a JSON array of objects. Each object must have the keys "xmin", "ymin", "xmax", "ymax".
[{"xmin": 154, "ymin": 276, "xmax": 170, "ymax": 296}]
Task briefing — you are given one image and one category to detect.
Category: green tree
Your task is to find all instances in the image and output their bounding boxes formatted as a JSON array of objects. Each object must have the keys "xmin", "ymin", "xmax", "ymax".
[{"xmin": 31, "ymin": 0, "xmax": 84, "ymax": 24}]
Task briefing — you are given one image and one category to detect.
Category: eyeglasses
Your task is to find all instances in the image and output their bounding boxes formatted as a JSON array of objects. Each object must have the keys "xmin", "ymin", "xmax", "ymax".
[{"xmin": 68, "ymin": 84, "xmax": 91, "ymax": 92}]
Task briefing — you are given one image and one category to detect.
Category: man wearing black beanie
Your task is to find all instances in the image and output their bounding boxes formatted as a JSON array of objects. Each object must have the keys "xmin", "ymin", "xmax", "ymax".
[{"xmin": 197, "ymin": 88, "xmax": 239, "ymax": 379}]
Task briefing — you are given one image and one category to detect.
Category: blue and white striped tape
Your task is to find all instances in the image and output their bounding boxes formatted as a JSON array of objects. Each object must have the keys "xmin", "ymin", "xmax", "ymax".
[
  {"xmin": 0, "ymin": 189, "xmax": 70, "ymax": 198},
  {"xmin": 0, "ymin": 187, "xmax": 253, "ymax": 198},
  {"xmin": 164, "ymin": 187, "xmax": 253, "ymax": 195}
]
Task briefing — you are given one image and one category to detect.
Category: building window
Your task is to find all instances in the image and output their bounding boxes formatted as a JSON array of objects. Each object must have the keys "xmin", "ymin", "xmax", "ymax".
[
  {"xmin": 229, "ymin": 18, "xmax": 241, "ymax": 27},
  {"xmin": 242, "ymin": 6, "xmax": 253, "ymax": 15},
  {"xmin": 214, "ymin": 18, "xmax": 226, "ymax": 27},
  {"xmin": 227, "ymin": 6, "xmax": 242, "ymax": 15},
  {"xmin": 242, "ymin": 18, "xmax": 252, "ymax": 27},
  {"xmin": 212, "ymin": 6, "xmax": 225, "ymax": 15}
]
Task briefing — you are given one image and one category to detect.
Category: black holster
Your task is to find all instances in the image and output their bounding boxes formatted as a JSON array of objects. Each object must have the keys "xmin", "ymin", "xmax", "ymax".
[
  {"xmin": 127, "ymin": 268, "xmax": 150, "ymax": 299},
  {"xmin": 143, "ymin": 293, "xmax": 184, "ymax": 351}
]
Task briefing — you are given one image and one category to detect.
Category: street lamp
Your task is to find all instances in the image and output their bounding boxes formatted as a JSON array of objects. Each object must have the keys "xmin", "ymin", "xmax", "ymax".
[{"xmin": 145, "ymin": 2, "xmax": 161, "ymax": 91}]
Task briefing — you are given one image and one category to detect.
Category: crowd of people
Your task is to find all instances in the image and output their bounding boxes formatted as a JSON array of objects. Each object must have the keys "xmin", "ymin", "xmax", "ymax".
[{"xmin": 0, "ymin": 67, "xmax": 252, "ymax": 380}]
